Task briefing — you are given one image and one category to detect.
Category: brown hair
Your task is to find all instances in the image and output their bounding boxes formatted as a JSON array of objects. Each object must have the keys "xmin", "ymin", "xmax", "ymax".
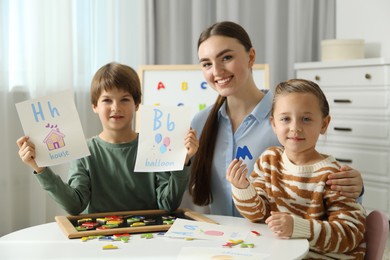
[
  {"xmin": 90, "ymin": 62, "xmax": 142, "ymax": 106},
  {"xmin": 271, "ymin": 79, "xmax": 329, "ymax": 118},
  {"xmin": 189, "ymin": 21, "xmax": 253, "ymax": 206}
]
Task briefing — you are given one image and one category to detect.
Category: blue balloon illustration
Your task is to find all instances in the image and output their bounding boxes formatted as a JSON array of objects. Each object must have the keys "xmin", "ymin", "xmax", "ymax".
[
  {"xmin": 160, "ymin": 145, "xmax": 167, "ymax": 153},
  {"xmin": 155, "ymin": 133, "xmax": 162, "ymax": 144}
]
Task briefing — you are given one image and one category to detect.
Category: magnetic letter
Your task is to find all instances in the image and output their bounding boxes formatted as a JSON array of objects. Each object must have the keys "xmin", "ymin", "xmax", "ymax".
[
  {"xmin": 181, "ymin": 82, "xmax": 188, "ymax": 90},
  {"xmin": 198, "ymin": 104, "xmax": 206, "ymax": 111},
  {"xmin": 200, "ymin": 81, "xmax": 208, "ymax": 89},
  {"xmin": 157, "ymin": 82, "xmax": 165, "ymax": 90},
  {"xmin": 236, "ymin": 145, "xmax": 253, "ymax": 160}
]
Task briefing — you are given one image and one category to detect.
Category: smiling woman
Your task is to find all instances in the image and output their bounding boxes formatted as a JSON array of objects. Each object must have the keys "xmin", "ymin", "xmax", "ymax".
[{"xmin": 187, "ymin": 21, "xmax": 363, "ymax": 223}]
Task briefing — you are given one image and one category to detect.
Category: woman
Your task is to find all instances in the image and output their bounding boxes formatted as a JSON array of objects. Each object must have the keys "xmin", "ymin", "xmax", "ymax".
[{"xmin": 189, "ymin": 21, "xmax": 364, "ymax": 217}]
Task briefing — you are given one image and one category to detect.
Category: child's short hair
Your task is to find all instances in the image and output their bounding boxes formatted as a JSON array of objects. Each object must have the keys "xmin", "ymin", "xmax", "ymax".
[
  {"xmin": 272, "ymin": 79, "xmax": 329, "ymax": 118},
  {"xmin": 90, "ymin": 62, "xmax": 142, "ymax": 106}
]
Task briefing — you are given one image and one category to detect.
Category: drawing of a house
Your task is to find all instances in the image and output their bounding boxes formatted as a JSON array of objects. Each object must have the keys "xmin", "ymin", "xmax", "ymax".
[{"xmin": 43, "ymin": 128, "xmax": 66, "ymax": 151}]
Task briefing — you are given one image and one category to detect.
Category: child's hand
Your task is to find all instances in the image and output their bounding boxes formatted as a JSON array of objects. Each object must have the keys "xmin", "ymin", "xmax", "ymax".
[
  {"xmin": 184, "ymin": 129, "xmax": 198, "ymax": 166},
  {"xmin": 265, "ymin": 211, "xmax": 293, "ymax": 239},
  {"xmin": 226, "ymin": 159, "xmax": 249, "ymax": 189},
  {"xmin": 16, "ymin": 136, "xmax": 46, "ymax": 173}
]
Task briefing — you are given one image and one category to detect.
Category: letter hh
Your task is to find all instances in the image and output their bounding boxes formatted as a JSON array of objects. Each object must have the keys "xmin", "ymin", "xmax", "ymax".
[
  {"xmin": 48, "ymin": 101, "xmax": 60, "ymax": 118},
  {"xmin": 31, "ymin": 102, "xmax": 45, "ymax": 122}
]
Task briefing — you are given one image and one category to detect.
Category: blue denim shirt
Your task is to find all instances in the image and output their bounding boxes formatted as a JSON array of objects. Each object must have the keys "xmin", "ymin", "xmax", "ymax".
[{"xmin": 191, "ymin": 90, "xmax": 280, "ymax": 217}]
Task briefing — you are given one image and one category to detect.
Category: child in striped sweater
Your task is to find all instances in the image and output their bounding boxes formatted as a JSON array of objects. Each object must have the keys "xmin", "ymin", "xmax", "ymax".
[{"xmin": 226, "ymin": 79, "xmax": 366, "ymax": 259}]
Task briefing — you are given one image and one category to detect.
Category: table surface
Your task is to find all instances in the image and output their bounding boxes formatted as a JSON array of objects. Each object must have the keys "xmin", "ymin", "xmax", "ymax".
[{"xmin": 0, "ymin": 214, "xmax": 309, "ymax": 260}]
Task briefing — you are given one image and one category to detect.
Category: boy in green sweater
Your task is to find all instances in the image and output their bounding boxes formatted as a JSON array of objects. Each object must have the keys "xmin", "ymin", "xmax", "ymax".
[{"xmin": 17, "ymin": 62, "xmax": 199, "ymax": 215}]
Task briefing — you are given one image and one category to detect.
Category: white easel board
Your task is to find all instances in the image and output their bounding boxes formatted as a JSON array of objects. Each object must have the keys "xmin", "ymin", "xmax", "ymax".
[{"xmin": 138, "ymin": 64, "xmax": 269, "ymax": 118}]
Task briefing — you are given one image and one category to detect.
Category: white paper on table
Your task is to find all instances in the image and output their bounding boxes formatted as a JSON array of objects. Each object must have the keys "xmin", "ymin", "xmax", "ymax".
[
  {"xmin": 164, "ymin": 219, "xmax": 250, "ymax": 241},
  {"xmin": 177, "ymin": 247, "xmax": 271, "ymax": 260},
  {"xmin": 135, "ymin": 105, "xmax": 192, "ymax": 172},
  {"xmin": 15, "ymin": 89, "xmax": 90, "ymax": 167}
]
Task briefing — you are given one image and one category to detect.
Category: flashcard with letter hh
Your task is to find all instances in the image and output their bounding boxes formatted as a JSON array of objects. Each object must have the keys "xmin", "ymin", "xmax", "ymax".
[
  {"xmin": 135, "ymin": 105, "xmax": 192, "ymax": 172},
  {"xmin": 15, "ymin": 89, "xmax": 90, "ymax": 167}
]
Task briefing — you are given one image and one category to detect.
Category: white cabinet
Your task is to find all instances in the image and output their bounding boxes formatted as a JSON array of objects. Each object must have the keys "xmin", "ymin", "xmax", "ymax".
[{"xmin": 295, "ymin": 58, "xmax": 390, "ymax": 217}]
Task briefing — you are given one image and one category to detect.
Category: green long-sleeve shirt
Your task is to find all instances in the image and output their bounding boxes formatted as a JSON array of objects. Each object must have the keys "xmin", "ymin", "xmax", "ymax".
[{"xmin": 35, "ymin": 135, "xmax": 190, "ymax": 215}]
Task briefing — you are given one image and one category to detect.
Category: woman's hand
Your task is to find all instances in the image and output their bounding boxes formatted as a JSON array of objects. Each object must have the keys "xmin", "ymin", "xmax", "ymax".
[
  {"xmin": 226, "ymin": 159, "xmax": 249, "ymax": 189},
  {"xmin": 184, "ymin": 129, "xmax": 199, "ymax": 166},
  {"xmin": 326, "ymin": 165, "xmax": 363, "ymax": 199},
  {"xmin": 265, "ymin": 211, "xmax": 293, "ymax": 239},
  {"xmin": 16, "ymin": 136, "xmax": 46, "ymax": 173}
]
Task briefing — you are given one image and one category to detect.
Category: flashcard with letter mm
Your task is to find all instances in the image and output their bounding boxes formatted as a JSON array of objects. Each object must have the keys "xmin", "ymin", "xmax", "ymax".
[
  {"xmin": 135, "ymin": 105, "xmax": 192, "ymax": 172},
  {"xmin": 15, "ymin": 89, "xmax": 90, "ymax": 167}
]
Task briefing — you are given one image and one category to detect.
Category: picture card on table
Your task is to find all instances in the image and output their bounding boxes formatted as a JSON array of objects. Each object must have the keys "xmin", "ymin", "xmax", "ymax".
[
  {"xmin": 15, "ymin": 89, "xmax": 90, "ymax": 167},
  {"xmin": 135, "ymin": 105, "xmax": 192, "ymax": 172},
  {"xmin": 164, "ymin": 218, "xmax": 250, "ymax": 241}
]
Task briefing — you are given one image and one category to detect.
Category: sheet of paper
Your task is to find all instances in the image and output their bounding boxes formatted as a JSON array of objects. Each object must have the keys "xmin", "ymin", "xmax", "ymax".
[
  {"xmin": 135, "ymin": 105, "xmax": 192, "ymax": 172},
  {"xmin": 164, "ymin": 219, "xmax": 249, "ymax": 241},
  {"xmin": 177, "ymin": 247, "xmax": 270, "ymax": 260},
  {"xmin": 15, "ymin": 89, "xmax": 90, "ymax": 167}
]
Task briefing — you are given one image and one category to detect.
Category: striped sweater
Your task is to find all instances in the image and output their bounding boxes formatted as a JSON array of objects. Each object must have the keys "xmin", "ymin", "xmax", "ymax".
[{"xmin": 231, "ymin": 146, "xmax": 366, "ymax": 259}]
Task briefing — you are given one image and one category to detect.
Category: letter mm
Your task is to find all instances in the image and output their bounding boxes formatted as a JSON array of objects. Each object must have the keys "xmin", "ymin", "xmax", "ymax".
[{"xmin": 235, "ymin": 145, "xmax": 253, "ymax": 160}]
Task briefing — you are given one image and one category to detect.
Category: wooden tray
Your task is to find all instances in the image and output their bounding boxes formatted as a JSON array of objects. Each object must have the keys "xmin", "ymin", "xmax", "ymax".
[{"xmin": 55, "ymin": 208, "xmax": 217, "ymax": 239}]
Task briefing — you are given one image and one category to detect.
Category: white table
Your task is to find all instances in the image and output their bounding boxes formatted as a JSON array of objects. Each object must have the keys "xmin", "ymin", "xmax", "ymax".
[{"xmin": 0, "ymin": 214, "xmax": 309, "ymax": 260}]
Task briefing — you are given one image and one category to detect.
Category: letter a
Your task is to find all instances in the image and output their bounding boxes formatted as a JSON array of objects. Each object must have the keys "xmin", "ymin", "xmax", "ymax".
[{"xmin": 157, "ymin": 82, "xmax": 165, "ymax": 90}]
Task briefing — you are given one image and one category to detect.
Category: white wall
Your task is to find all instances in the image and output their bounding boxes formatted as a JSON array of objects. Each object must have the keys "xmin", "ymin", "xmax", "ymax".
[{"xmin": 336, "ymin": 0, "xmax": 390, "ymax": 58}]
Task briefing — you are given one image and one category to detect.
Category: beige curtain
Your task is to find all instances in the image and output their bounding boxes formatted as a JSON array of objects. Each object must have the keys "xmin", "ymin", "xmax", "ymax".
[
  {"xmin": 140, "ymin": 0, "xmax": 335, "ymax": 88},
  {"xmin": 0, "ymin": 0, "xmax": 141, "ymax": 236}
]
